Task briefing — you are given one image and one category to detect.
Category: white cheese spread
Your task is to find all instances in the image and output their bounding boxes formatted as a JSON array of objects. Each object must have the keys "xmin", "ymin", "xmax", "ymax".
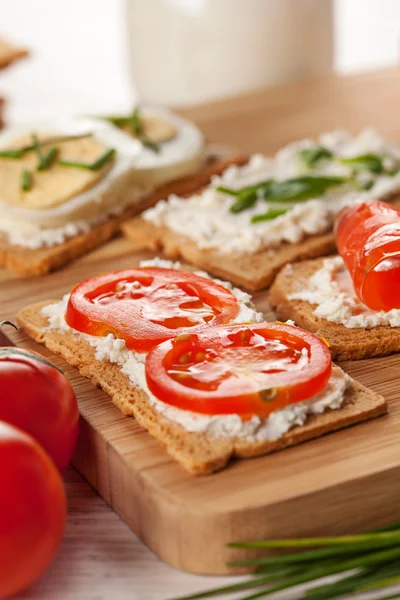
[
  {"xmin": 41, "ymin": 259, "xmax": 348, "ymax": 441},
  {"xmin": 288, "ymin": 256, "xmax": 400, "ymax": 328},
  {"xmin": 144, "ymin": 129, "xmax": 400, "ymax": 255}
]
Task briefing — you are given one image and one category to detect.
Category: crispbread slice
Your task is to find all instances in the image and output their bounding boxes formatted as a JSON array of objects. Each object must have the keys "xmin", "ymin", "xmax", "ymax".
[
  {"xmin": 0, "ymin": 150, "xmax": 244, "ymax": 277},
  {"xmin": 0, "ymin": 37, "xmax": 28, "ymax": 70},
  {"xmin": 17, "ymin": 300, "xmax": 387, "ymax": 475},
  {"xmin": 122, "ymin": 193, "xmax": 400, "ymax": 292},
  {"xmin": 269, "ymin": 257, "xmax": 400, "ymax": 360},
  {"xmin": 122, "ymin": 219, "xmax": 336, "ymax": 292}
]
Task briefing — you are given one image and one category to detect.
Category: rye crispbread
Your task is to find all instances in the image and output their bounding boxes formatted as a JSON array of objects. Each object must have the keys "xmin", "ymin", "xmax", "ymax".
[
  {"xmin": 122, "ymin": 219, "xmax": 336, "ymax": 292},
  {"xmin": 122, "ymin": 186, "xmax": 400, "ymax": 292},
  {"xmin": 1, "ymin": 149, "xmax": 243, "ymax": 278},
  {"xmin": 17, "ymin": 300, "xmax": 387, "ymax": 475},
  {"xmin": 269, "ymin": 257, "xmax": 400, "ymax": 360}
]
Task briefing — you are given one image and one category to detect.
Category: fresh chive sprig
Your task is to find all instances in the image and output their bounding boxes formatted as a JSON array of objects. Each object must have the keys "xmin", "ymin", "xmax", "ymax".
[
  {"xmin": 20, "ymin": 169, "xmax": 31, "ymax": 191},
  {"xmin": 167, "ymin": 523, "xmax": 400, "ymax": 600},
  {"xmin": 59, "ymin": 147, "xmax": 115, "ymax": 171}
]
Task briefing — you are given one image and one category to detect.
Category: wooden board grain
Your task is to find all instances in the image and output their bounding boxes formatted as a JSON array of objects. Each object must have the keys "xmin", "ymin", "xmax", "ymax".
[{"xmin": 2, "ymin": 68, "xmax": 400, "ymax": 576}]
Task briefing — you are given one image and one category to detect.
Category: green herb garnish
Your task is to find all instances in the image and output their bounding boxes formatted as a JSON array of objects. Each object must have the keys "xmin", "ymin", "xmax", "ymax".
[
  {"xmin": 0, "ymin": 132, "xmax": 93, "ymax": 161},
  {"xmin": 37, "ymin": 146, "xmax": 58, "ymax": 171},
  {"xmin": 230, "ymin": 191, "xmax": 258, "ymax": 213},
  {"xmin": 21, "ymin": 169, "xmax": 31, "ymax": 191},
  {"xmin": 31, "ymin": 133, "xmax": 45, "ymax": 169},
  {"xmin": 169, "ymin": 522, "xmax": 400, "ymax": 600},
  {"xmin": 338, "ymin": 153, "xmax": 385, "ymax": 174},
  {"xmin": 217, "ymin": 181, "xmax": 273, "ymax": 214},
  {"xmin": 264, "ymin": 175, "xmax": 347, "ymax": 203},
  {"xmin": 251, "ymin": 207, "xmax": 289, "ymax": 223},
  {"xmin": 59, "ymin": 148, "xmax": 116, "ymax": 171},
  {"xmin": 0, "ymin": 149, "xmax": 25, "ymax": 159},
  {"xmin": 299, "ymin": 146, "xmax": 333, "ymax": 169},
  {"xmin": 105, "ymin": 108, "xmax": 161, "ymax": 154}
]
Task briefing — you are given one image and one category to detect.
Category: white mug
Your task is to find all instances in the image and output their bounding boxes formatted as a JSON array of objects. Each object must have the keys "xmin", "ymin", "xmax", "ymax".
[{"xmin": 126, "ymin": 0, "xmax": 334, "ymax": 107}]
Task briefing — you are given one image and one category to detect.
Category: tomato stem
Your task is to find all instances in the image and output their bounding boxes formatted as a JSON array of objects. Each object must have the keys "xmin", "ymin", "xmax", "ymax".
[
  {"xmin": 0, "ymin": 320, "xmax": 18, "ymax": 331},
  {"xmin": 0, "ymin": 347, "xmax": 65, "ymax": 375}
]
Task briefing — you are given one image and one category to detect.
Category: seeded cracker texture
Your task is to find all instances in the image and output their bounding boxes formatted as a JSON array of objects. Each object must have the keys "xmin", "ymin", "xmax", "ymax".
[
  {"xmin": 269, "ymin": 257, "xmax": 400, "ymax": 361},
  {"xmin": 0, "ymin": 150, "xmax": 244, "ymax": 277},
  {"xmin": 17, "ymin": 300, "xmax": 387, "ymax": 475}
]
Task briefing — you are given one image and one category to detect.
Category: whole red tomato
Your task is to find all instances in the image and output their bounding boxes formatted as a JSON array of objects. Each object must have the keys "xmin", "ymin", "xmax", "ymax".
[
  {"xmin": 0, "ymin": 421, "xmax": 66, "ymax": 598},
  {"xmin": 0, "ymin": 344, "xmax": 79, "ymax": 471}
]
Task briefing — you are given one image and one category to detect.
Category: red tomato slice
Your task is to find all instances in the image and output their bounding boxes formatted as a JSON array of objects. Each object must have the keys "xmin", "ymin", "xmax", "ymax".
[
  {"xmin": 66, "ymin": 267, "xmax": 240, "ymax": 352},
  {"xmin": 145, "ymin": 323, "xmax": 332, "ymax": 417},
  {"xmin": 336, "ymin": 200, "xmax": 400, "ymax": 311}
]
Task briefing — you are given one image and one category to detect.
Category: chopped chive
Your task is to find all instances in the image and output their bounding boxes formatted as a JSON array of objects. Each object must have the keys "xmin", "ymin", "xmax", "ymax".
[
  {"xmin": 216, "ymin": 186, "xmax": 239, "ymax": 197},
  {"xmin": 0, "ymin": 148, "xmax": 25, "ymax": 159},
  {"xmin": 21, "ymin": 169, "xmax": 31, "ymax": 191},
  {"xmin": 231, "ymin": 191, "xmax": 258, "ymax": 213},
  {"xmin": 59, "ymin": 147, "xmax": 116, "ymax": 171},
  {"xmin": 37, "ymin": 146, "xmax": 58, "ymax": 171},
  {"xmin": 130, "ymin": 107, "xmax": 143, "ymax": 136},
  {"xmin": 0, "ymin": 132, "xmax": 93, "ymax": 160},
  {"xmin": 299, "ymin": 146, "xmax": 333, "ymax": 170},
  {"xmin": 251, "ymin": 207, "xmax": 288, "ymax": 223},
  {"xmin": 143, "ymin": 139, "xmax": 161, "ymax": 153},
  {"xmin": 90, "ymin": 148, "xmax": 116, "ymax": 169},
  {"xmin": 31, "ymin": 133, "xmax": 45, "ymax": 169},
  {"xmin": 338, "ymin": 153, "xmax": 384, "ymax": 174}
]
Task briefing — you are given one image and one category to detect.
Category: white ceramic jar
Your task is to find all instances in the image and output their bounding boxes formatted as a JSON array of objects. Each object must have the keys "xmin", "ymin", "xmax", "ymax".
[{"xmin": 126, "ymin": 0, "xmax": 334, "ymax": 106}]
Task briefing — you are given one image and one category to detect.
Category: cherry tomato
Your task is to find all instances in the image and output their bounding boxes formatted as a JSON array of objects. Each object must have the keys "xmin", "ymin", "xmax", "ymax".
[
  {"xmin": 145, "ymin": 323, "xmax": 332, "ymax": 417},
  {"xmin": 66, "ymin": 267, "xmax": 239, "ymax": 352},
  {"xmin": 0, "ymin": 346, "xmax": 79, "ymax": 471},
  {"xmin": 0, "ymin": 421, "xmax": 66, "ymax": 598},
  {"xmin": 336, "ymin": 200, "xmax": 400, "ymax": 311}
]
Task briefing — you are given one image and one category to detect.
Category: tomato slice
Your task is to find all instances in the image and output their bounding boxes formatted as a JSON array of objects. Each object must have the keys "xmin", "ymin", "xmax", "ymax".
[
  {"xmin": 65, "ymin": 267, "xmax": 240, "ymax": 352},
  {"xmin": 145, "ymin": 323, "xmax": 332, "ymax": 417},
  {"xmin": 336, "ymin": 200, "xmax": 400, "ymax": 311}
]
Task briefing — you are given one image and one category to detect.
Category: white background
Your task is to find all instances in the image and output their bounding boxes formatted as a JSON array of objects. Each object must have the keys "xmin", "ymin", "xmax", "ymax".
[{"xmin": 1, "ymin": 0, "xmax": 400, "ymax": 123}]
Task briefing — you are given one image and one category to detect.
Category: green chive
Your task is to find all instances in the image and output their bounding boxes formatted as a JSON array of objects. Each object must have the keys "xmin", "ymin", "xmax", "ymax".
[
  {"xmin": 59, "ymin": 147, "xmax": 116, "ymax": 171},
  {"xmin": 130, "ymin": 107, "xmax": 143, "ymax": 136},
  {"xmin": 37, "ymin": 146, "xmax": 58, "ymax": 171},
  {"xmin": 299, "ymin": 146, "xmax": 333, "ymax": 170},
  {"xmin": 143, "ymin": 139, "xmax": 161, "ymax": 153},
  {"xmin": 251, "ymin": 207, "xmax": 288, "ymax": 223},
  {"xmin": 0, "ymin": 148, "xmax": 25, "ymax": 159},
  {"xmin": 21, "ymin": 169, "xmax": 31, "ymax": 191},
  {"xmin": 31, "ymin": 132, "xmax": 45, "ymax": 169},
  {"xmin": 229, "ymin": 530, "xmax": 400, "ymax": 549},
  {"xmin": 338, "ymin": 153, "xmax": 384, "ymax": 174},
  {"xmin": 216, "ymin": 186, "xmax": 239, "ymax": 197},
  {"xmin": 0, "ymin": 132, "xmax": 93, "ymax": 160},
  {"xmin": 90, "ymin": 148, "xmax": 116, "ymax": 169},
  {"xmin": 231, "ymin": 191, "xmax": 258, "ymax": 213}
]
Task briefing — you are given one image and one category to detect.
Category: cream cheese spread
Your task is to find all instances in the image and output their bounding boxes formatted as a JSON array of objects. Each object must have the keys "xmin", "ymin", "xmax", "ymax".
[
  {"xmin": 144, "ymin": 129, "xmax": 400, "ymax": 255},
  {"xmin": 288, "ymin": 256, "xmax": 400, "ymax": 328},
  {"xmin": 41, "ymin": 259, "xmax": 348, "ymax": 441}
]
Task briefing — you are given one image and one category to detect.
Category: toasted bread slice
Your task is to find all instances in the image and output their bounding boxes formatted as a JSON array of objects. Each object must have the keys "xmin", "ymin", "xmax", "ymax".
[
  {"xmin": 122, "ymin": 218, "xmax": 336, "ymax": 292},
  {"xmin": 0, "ymin": 37, "xmax": 28, "ymax": 70},
  {"xmin": 0, "ymin": 149, "xmax": 244, "ymax": 278},
  {"xmin": 269, "ymin": 257, "xmax": 400, "ymax": 360},
  {"xmin": 17, "ymin": 300, "xmax": 387, "ymax": 475}
]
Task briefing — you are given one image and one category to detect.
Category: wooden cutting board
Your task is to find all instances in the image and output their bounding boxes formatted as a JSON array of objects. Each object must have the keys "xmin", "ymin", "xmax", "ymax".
[{"xmin": 2, "ymin": 68, "xmax": 400, "ymax": 576}]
